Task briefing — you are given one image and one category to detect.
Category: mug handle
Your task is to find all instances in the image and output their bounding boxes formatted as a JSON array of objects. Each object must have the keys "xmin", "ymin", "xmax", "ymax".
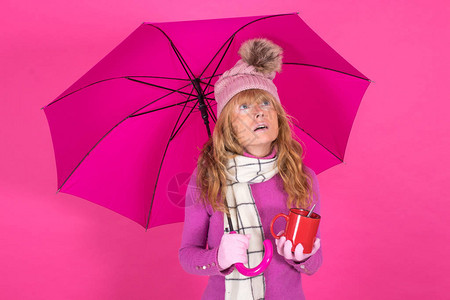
[{"xmin": 270, "ymin": 213, "xmax": 289, "ymax": 239}]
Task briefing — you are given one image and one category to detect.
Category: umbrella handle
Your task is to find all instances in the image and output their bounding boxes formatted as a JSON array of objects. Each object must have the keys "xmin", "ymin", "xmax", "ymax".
[{"xmin": 230, "ymin": 231, "xmax": 273, "ymax": 277}]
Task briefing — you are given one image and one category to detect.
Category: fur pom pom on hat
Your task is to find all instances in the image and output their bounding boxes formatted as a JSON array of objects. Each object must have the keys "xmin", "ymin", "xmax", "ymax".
[
  {"xmin": 239, "ymin": 38, "xmax": 283, "ymax": 75},
  {"xmin": 214, "ymin": 38, "xmax": 283, "ymax": 117}
]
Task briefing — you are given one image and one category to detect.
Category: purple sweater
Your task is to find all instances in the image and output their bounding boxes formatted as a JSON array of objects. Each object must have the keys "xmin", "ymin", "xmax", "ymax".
[{"xmin": 178, "ymin": 164, "xmax": 322, "ymax": 299}]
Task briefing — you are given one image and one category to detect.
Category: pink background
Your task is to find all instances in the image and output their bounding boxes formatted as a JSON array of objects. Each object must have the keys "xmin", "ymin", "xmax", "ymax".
[{"xmin": 1, "ymin": 0, "xmax": 449, "ymax": 299}]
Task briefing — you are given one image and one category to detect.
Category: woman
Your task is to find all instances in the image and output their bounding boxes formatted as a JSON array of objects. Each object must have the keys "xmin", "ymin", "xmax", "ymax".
[{"xmin": 179, "ymin": 38, "xmax": 322, "ymax": 300}]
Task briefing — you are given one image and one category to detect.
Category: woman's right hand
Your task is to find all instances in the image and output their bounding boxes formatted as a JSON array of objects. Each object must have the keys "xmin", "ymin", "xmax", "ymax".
[
  {"xmin": 218, "ymin": 233, "xmax": 250, "ymax": 270},
  {"xmin": 275, "ymin": 230, "xmax": 320, "ymax": 262}
]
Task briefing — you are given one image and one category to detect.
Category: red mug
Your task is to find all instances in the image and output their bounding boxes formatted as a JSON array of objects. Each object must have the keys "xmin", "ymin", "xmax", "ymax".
[{"xmin": 270, "ymin": 208, "xmax": 320, "ymax": 254}]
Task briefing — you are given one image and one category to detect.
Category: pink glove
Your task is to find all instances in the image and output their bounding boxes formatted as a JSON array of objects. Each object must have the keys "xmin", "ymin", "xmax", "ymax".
[
  {"xmin": 275, "ymin": 231, "xmax": 320, "ymax": 262},
  {"xmin": 218, "ymin": 233, "xmax": 250, "ymax": 270}
]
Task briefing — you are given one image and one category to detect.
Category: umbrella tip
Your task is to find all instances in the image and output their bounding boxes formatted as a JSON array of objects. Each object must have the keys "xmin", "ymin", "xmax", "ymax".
[{"xmin": 56, "ymin": 188, "xmax": 61, "ymax": 194}]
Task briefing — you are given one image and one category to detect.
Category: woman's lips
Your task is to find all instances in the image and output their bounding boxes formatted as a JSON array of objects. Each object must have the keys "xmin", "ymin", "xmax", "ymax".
[{"xmin": 254, "ymin": 124, "xmax": 268, "ymax": 131}]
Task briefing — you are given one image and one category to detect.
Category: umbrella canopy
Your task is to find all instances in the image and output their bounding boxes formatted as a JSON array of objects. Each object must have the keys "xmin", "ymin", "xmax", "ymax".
[{"xmin": 43, "ymin": 13, "xmax": 370, "ymax": 229}]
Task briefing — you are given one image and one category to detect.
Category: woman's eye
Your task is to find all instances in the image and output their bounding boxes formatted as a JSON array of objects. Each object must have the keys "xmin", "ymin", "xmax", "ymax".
[
  {"xmin": 239, "ymin": 104, "xmax": 249, "ymax": 110},
  {"xmin": 262, "ymin": 100, "xmax": 270, "ymax": 106}
]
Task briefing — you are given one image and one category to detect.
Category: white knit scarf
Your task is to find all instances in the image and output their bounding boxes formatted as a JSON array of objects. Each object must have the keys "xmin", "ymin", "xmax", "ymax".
[{"xmin": 224, "ymin": 153, "xmax": 278, "ymax": 300}]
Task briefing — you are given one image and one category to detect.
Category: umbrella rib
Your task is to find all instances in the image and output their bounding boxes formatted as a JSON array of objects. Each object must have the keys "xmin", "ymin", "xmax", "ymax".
[
  {"xmin": 201, "ymin": 36, "xmax": 235, "ymax": 95},
  {"xmin": 204, "ymin": 98, "xmax": 217, "ymax": 123},
  {"xmin": 56, "ymin": 83, "xmax": 193, "ymax": 192},
  {"xmin": 293, "ymin": 124, "xmax": 344, "ymax": 163},
  {"xmin": 145, "ymin": 100, "xmax": 199, "ymax": 230},
  {"xmin": 130, "ymin": 75, "xmax": 191, "ymax": 81},
  {"xmin": 144, "ymin": 130, "xmax": 173, "ymax": 230},
  {"xmin": 203, "ymin": 87, "xmax": 215, "ymax": 100},
  {"xmin": 146, "ymin": 24, "xmax": 195, "ymax": 80},
  {"xmin": 42, "ymin": 76, "xmax": 192, "ymax": 109},
  {"xmin": 165, "ymin": 86, "xmax": 197, "ymax": 139},
  {"xmin": 125, "ymin": 77, "xmax": 194, "ymax": 97},
  {"xmin": 200, "ymin": 74, "xmax": 223, "ymax": 81},
  {"xmin": 198, "ymin": 13, "xmax": 295, "ymax": 81},
  {"xmin": 204, "ymin": 96, "xmax": 216, "ymax": 102},
  {"xmin": 146, "ymin": 90, "xmax": 206, "ymax": 229},
  {"xmin": 170, "ymin": 99, "xmax": 200, "ymax": 140},
  {"xmin": 130, "ymin": 98, "xmax": 198, "ymax": 118},
  {"xmin": 172, "ymin": 45, "xmax": 195, "ymax": 81},
  {"xmin": 284, "ymin": 63, "xmax": 370, "ymax": 81},
  {"xmin": 130, "ymin": 82, "xmax": 193, "ymax": 115}
]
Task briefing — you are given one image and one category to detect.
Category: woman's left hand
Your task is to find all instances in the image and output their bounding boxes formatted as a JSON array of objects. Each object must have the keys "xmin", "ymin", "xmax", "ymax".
[{"xmin": 275, "ymin": 233, "xmax": 321, "ymax": 262}]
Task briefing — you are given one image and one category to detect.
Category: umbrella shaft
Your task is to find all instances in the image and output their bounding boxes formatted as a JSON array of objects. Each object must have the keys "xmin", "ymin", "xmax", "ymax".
[{"xmin": 193, "ymin": 78, "xmax": 211, "ymax": 137}]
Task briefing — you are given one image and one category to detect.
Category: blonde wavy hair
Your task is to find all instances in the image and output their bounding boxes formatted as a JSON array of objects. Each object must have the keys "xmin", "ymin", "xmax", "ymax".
[{"xmin": 196, "ymin": 89, "xmax": 313, "ymax": 214}]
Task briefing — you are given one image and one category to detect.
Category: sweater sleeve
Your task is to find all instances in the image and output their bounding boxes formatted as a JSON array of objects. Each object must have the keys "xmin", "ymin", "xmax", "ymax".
[
  {"xmin": 178, "ymin": 169, "xmax": 234, "ymax": 277},
  {"xmin": 284, "ymin": 167, "xmax": 323, "ymax": 275}
]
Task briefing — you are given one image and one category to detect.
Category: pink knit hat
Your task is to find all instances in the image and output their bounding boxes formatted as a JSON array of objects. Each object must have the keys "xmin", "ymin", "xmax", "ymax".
[{"xmin": 214, "ymin": 38, "xmax": 283, "ymax": 117}]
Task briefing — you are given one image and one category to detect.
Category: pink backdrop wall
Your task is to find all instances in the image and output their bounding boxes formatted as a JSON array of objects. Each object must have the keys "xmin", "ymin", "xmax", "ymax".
[{"xmin": 1, "ymin": 0, "xmax": 449, "ymax": 299}]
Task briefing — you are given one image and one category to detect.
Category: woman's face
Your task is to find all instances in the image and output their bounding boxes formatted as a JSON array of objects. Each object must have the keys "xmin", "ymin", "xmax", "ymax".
[{"xmin": 230, "ymin": 94, "xmax": 279, "ymax": 157}]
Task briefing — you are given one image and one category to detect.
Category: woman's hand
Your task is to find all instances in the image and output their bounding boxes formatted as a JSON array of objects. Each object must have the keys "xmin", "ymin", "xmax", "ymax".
[
  {"xmin": 218, "ymin": 233, "xmax": 250, "ymax": 270},
  {"xmin": 275, "ymin": 231, "xmax": 320, "ymax": 262}
]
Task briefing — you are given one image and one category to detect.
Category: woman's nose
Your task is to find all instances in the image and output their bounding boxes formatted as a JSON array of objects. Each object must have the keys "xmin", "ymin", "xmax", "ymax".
[{"xmin": 254, "ymin": 106, "xmax": 265, "ymax": 118}]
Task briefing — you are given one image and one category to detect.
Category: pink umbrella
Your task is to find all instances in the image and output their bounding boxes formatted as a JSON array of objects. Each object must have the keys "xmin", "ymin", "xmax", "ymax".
[{"xmin": 43, "ymin": 13, "xmax": 370, "ymax": 232}]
